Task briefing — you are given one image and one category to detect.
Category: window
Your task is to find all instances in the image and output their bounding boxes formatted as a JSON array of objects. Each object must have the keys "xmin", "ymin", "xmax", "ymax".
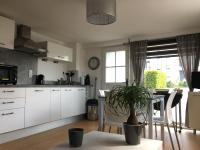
[{"xmin": 105, "ymin": 50, "xmax": 126, "ymax": 83}]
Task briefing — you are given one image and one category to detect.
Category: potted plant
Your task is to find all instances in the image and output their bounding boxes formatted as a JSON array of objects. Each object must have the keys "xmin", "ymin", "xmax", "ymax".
[{"xmin": 106, "ymin": 85, "xmax": 150, "ymax": 145}]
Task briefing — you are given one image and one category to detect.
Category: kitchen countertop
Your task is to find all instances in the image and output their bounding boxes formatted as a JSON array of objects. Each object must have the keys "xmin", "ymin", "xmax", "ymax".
[{"xmin": 0, "ymin": 84, "xmax": 88, "ymax": 88}]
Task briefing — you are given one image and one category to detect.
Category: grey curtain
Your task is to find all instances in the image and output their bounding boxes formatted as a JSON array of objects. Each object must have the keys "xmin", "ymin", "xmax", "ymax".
[
  {"xmin": 177, "ymin": 33, "xmax": 200, "ymax": 127},
  {"xmin": 130, "ymin": 40, "xmax": 147, "ymax": 86}
]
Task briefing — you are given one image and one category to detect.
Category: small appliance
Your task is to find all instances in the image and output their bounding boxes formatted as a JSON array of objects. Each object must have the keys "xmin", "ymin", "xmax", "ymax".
[
  {"xmin": 192, "ymin": 71, "xmax": 200, "ymax": 89},
  {"xmin": 0, "ymin": 64, "xmax": 17, "ymax": 85},
  {"xmin": 35, "ymin": 74, "xmax": 45, "ymax": 85},
  {"xmin": 84, "ymin": 74, "xmax": 90, "ymax": 85},
  {"xmin": 65, "ymin": 71, "xmax": 75, "ymax": 85}
]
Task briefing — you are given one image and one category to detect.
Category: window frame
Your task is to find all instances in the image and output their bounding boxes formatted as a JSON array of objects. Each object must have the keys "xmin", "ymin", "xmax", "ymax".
[{"xmin": 105, "ymin": 50, "xmax": 127, "ymax": 83}]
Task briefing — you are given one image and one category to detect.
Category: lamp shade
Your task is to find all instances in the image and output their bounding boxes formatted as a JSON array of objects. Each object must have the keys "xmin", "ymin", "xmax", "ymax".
[{"xmin": 86, "ymin": 0, "xmax": 116, "ymax": 25}]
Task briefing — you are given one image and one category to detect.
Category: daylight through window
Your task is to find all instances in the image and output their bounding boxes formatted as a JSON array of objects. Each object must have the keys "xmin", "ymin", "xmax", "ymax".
[{"xmin": 105, "ymin": 51, "xmax": 126, "ymax": 83}]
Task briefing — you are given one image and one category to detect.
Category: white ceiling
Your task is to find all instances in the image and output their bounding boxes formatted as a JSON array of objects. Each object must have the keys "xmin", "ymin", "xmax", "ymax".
[{"xmin": 0, "ymin": 0, "xmax": 200, "ymax": 45}]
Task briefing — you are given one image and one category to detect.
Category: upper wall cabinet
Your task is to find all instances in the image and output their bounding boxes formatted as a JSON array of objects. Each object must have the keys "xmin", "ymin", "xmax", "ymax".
[
  {"xmin": 46, "ymin": 41, "xmax": 73, "ymax": 62},
  {"xmin": 0, "ymin": 16, "xmax": 15, "ymax": 50}
]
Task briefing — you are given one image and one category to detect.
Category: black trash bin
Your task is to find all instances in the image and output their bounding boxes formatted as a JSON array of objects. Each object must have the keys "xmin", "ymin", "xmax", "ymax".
[{"xmin": 86, "ymin": 99, "xmax": 98, "ymax": 121}]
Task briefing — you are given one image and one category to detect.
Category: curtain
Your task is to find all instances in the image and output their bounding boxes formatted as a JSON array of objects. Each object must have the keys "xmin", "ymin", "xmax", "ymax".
[
  {"xmin": 176, "ymin": 33, "xmax": 200, "ymax": 127},
  {"xmin": 130, "ymin": 40, "xmax": 147, "ymax": 86}
]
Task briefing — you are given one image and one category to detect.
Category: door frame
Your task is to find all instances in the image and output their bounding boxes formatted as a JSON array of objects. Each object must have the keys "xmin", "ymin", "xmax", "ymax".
[{"xmin": 101, "ymin": 45, "xmax": 129, "ymax": 90}]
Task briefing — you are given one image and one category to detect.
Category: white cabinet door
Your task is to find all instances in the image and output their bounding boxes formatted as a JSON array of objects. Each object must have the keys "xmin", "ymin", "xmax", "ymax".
[
  {"xmin": 25, "ymin": 88, "xmax": 50, "ymax": 127},
  {"xmin": 0, "ymin": 16, "xmax": 15, "ymax": 49},
  {"xmin": 50, "ymin": 88, "xmax": 61, "ymax": 121},
  {"xmin": 75, "ymin": 88, "xmax": 86, "ymax": 115},
  {"xmin": 0, "ymin": 108, "xmax": 24, "ymax": 134},
  {"xmin": 61, "ymin": 88, "xmax": 75, "ymax": 118},
  {"xmin": 47, "ymin": 41, "xmax": 73, "ymax": 62}
]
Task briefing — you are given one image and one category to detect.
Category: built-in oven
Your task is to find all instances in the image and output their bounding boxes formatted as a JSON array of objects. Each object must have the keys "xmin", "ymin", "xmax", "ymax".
[{"xmin": 0, "ymin": 65, "xmax": 17, "ymax": 85}]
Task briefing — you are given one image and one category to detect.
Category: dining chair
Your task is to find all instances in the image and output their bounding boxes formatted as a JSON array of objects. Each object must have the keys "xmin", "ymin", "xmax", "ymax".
[
  {"xmin": 153, "ymin": 90, "xmax": 181, "ymax": 150},
  {"xmin": 103, "ymin": 90, "xmax": 128, "ymax": 134},
  {"xmin": 103, "ymin": 90, "xmax": 147, "ymax": 137},
  {"xmin": 154, "ymin": 90, "xmax": 183, "ymax": 132}
]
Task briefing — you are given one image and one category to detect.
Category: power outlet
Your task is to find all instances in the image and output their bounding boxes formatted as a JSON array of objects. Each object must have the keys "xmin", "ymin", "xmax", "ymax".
[{"xmin": 29, "ymin": 70, "xmax": 33, "ymax": 78}]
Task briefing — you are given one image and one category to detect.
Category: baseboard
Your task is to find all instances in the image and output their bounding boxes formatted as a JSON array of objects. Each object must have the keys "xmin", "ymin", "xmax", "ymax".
[{"xmin": 0, "ymin": 115, "xmax": 85, "ymax": 144}]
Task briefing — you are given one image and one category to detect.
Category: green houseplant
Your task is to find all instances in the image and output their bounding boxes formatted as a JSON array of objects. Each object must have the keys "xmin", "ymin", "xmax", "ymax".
[{"xmin": 107, "ymin": 85, "xmax": 150, "ymax": 145}]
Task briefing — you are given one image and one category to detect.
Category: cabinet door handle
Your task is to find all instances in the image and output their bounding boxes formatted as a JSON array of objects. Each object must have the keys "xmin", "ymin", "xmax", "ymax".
[
  {"xmin": 65, "ymin": 89, "xmax": 71, "ymax": 91},
  {"xmin": 34, "ymin": 90, "xmax": 44, "ymax": 92},
  {"xmin": 2, "ymin": 101, "xmax": 15, "ymax": 104},
  {"xmin": 3, "ymin": 90, "xmax": 15, "ymax": 93},
  {"xmin": 58, "ymin": 56, "xmax": 64, "ymax": 59},
  {"xmin": 1, "ymin": 112, "xmax": 14, "ymax": 116},
  {"xmin": 78, "ymin": 89, "xmax": 84, "ymax": 91},
  {"xmin": 0, "ymin": 42, "xmax": 6, "ymax": 46},
  {"xmin": 52, "ymin": 90, "xmax": 60, "ymax": 91}
]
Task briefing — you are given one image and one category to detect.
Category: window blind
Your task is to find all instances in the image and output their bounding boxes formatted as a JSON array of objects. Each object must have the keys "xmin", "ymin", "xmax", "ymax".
[{"xmin": 147, "ymin": 38, "xmax": 178, "ymax": 59}]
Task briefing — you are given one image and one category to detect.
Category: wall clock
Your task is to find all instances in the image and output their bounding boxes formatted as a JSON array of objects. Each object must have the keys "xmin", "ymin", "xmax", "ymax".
[{"xmin": 88, "ymin": 57, "xmax": 100, "ymax": 70}]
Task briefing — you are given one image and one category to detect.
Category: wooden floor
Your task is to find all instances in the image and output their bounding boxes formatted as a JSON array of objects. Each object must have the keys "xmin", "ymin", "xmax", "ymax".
[{"xmin": 0, "ymin": 120, "xmax": 200, "ymax": 150}]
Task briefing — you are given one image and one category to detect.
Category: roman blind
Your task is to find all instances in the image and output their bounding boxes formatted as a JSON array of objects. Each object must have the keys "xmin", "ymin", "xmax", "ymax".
[{"xmin": 147, "ymin": 38, "xmax": 178, "ymax": 59}]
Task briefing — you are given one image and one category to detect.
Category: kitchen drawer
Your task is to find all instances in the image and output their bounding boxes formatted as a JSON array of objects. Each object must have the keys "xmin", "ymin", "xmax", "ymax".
[
  {"xmin": 0, "ymin": 108, "xmax": 24, "ymax": 134},
  {"xmin": 0, "ymin": 98, "xmax": 25, "ymax": 111},
  {"xmin": 0, "ymin": 88, "xmax": 25, "ymax": 98}
]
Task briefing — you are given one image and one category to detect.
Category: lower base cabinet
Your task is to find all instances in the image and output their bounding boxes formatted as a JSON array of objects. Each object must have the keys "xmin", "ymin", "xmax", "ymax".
[
  {"xmin": 25, "ymin": 88, "xmax": 51, "ymax": 127},
  {"xmin": 74, "ymin": 88, "xmax": 86, "ymax": 115},
  {"xmin": 61, "ymin": 88, "xmax": 74, "ymax": 118},
  {"xmin": 0, "ymin": 108, "xmax": 24, "ymax": 134},
  {"xmin": 61, "ymin": 87, "xmax": 86, "ymax": 118},
  {"xmin": 0, "ymin": 86, "xmax": 86, "ymax": 134},
  {"xmin": 50, "ymin": 88, "xmax": 61, "ymax": 121}
]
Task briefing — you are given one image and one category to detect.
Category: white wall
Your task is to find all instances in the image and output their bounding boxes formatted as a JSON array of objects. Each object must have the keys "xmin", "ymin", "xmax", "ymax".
[
  {"xmin": 37, "ymin": 59, "xmax": 68, "ymax": 81},
  {"xmin": 84, "ymin": 47, "xmax": 103, "ymax": 90},
  {"xmin": 75, "ymin": 43, "xmax": 88, "ymax": 78},
  {"xmin": 67, "ymin": 43, "xmax": 103, "ymax": 98},
  {"xmin": 77, "ymin": 44, "xmax": 130, "ymax": 98},
  {"xmin": 57, "ymin": 42, "xmax": 130, "ymax": 97},
  {"xmin": 31, "ymin": 31, "xmax": 75, "ymax": 81}
]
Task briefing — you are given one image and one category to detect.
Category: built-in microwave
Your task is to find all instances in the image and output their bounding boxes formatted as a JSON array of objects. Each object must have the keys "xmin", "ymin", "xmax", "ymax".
[{"xmin": 0, "ymin": 65, "xmax": 17, "ymax": 85}]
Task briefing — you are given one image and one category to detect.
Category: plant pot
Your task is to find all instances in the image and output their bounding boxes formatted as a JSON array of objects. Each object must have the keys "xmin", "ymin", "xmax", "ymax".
[
  {"xmin": 123, "ymin": 122, "xmax": 142, "ymax": 145},
  {"xmin": 68, "ymin": 128, "xmax": 84, "ymax": 147}
]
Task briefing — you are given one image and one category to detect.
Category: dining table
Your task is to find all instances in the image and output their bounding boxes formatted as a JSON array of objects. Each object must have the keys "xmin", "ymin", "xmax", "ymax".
[{"xmin": 98, "ymin": 94, "xmax": 165, "ymax": 141}]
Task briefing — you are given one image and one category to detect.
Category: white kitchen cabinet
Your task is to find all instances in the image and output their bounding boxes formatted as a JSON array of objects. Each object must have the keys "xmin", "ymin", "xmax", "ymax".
[
  {"xmin": 0, "ymin": 98, "xmax": 25, "ymax": 111},
  {"xmin": 74, "ymin": 88, "xmax": 86, "ymax": 115},
  {"xmin": 0, "ymin": 88, "xmax": 25, "ymax": 134},
  {"xmin": 25, "ymin": 88, "xmax": 51, "ymax": 127},
  {"xmin": 0, "ymin": 16, "xmax": 15, "ymax": 49},
  {"xmin": 60, "ymin": 88, "xmax": 75, "ymax": 118},
  {"xmin": 46, "ymin": 41, "xmax": 73, "ymax": 62},
  {"xmin": 61, "ymin": 87, "xmax": 86, "ymax": 118},
  {"xmin": 0, "ymin": 108, "xmax": 24, "ymax": 134},
  {"xmin": 0, "ymin": 86, "xmax": 86, "ymax": 135},
  {"xmin": 0, "ymin": 88, "xmax": 25, "ymax": 99},
  {"xmin": 50, "ymin": 88, "xmax": 61, "ymax": 121}
]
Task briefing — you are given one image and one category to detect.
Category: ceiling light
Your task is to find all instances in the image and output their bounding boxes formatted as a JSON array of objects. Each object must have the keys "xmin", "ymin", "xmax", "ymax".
[{"xmin": 86, "ymin": 0, "xmax": 116, "ymax": 25}]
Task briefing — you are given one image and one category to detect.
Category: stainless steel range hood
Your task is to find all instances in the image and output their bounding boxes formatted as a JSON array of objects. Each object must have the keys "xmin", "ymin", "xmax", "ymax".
[{"xmin": 14, "ymin": 25, "xmax": 47, "ymax": 57}]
